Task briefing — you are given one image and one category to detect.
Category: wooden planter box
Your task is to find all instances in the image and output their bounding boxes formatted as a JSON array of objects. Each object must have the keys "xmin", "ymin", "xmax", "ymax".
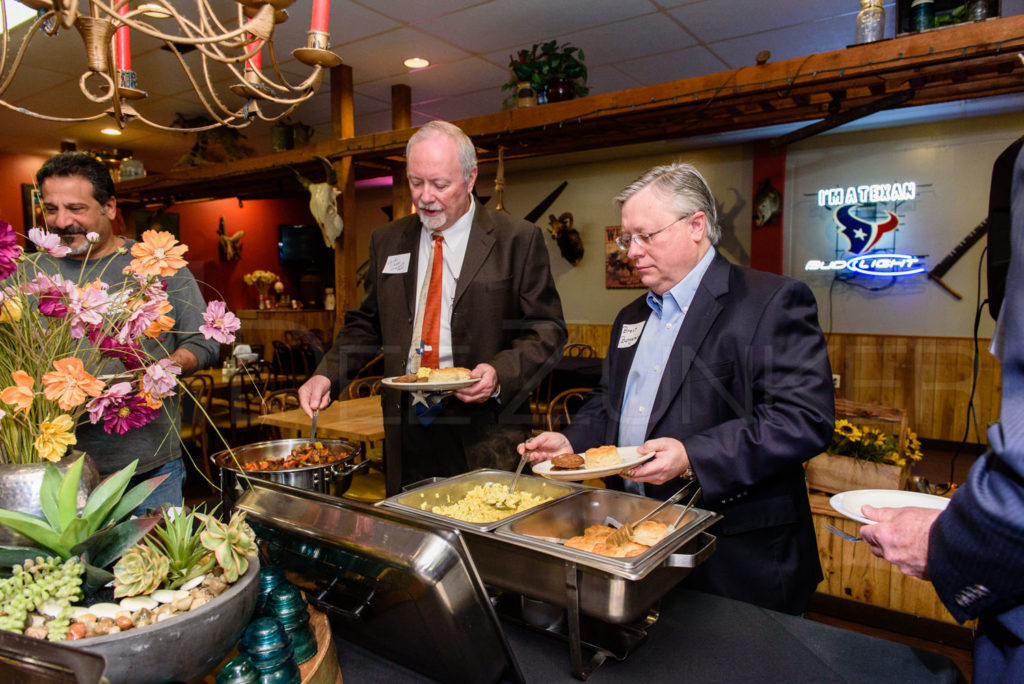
[{"xmin": 805, "ymin": 452, "xmax": 909, "ymax": 494}]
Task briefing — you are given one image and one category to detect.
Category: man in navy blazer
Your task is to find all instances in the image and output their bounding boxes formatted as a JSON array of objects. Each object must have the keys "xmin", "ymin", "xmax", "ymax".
[
  {"xmin": 861, "ymin": 142, "xmax": 1024, "ymax": 682},
  {"xmin": 522, "ymin": 162, "xmax": 834, "ymax": 615},
  {"xmin": 301, "ymin": 121, "xmax": 566, "ymax": 495}
]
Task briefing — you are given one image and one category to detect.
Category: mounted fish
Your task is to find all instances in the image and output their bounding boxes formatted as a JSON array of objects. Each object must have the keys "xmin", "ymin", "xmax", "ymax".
[
  {"xmin": 547, "ymin": 212, "xmax": 584, "ymax": 266},
  {"xmin": 291, "ymin": 156, "xmax": 343, "ymax": 248}
]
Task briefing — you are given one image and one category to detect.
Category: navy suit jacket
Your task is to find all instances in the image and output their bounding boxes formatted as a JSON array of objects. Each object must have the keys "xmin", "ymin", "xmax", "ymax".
[
  {"xmin": 563, "ymin": 252, "xmax": 834, "ymax": 614},
  {"xmin": 316, "ymin": 200, "xmax": 566, "ymax": 494},
  {"xmin": 928, "ymin": 145, "xmax": 1024, "ymax": 682}
]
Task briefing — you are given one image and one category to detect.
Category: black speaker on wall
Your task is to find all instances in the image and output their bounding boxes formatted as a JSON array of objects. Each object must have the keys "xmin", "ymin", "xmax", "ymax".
[{"xmin": 986, "ymin": 135, "xmax": 1023, "ymax": 322}]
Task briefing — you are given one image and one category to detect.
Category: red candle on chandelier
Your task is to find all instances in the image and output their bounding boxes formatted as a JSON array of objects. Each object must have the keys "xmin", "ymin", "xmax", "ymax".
[
  {"xmin": 310, "ymin": 0, "xmax": 330, "ymax": 33},
  {"xmin": 115, "ymin": 2, "xmax": 131, "ymax": 71},
  {"xmin": 247, "ymin": 38, "xmax": 262, "ymax": 70}
]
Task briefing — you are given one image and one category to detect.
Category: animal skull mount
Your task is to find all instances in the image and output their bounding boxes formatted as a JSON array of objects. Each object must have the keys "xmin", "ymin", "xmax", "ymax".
[
  {"xmin": 547, "ymin": 212, "xmax": 584, "ymax": 266},
  {"xmin": 292, "ymin": 156, "xmax": 343, "ymax": 248}
]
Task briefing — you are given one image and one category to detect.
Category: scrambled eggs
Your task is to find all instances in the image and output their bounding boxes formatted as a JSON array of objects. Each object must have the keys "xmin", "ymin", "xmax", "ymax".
[{"xmin": 428, "ymin": 483, "xmax": 551, "ymax": 523}]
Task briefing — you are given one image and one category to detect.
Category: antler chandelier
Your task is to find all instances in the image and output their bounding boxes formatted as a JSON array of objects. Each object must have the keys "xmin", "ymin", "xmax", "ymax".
[{"xmin": 0, "ymin": 0, "xmax": 341, "ymax": 132}]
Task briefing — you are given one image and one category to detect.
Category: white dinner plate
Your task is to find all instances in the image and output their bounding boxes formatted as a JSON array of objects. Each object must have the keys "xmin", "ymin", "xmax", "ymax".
[
  {"xmin": 829, "ymin": 489, "xmax": 950, "ymax": 525},
  {"xmin": 381, "ymin": 376, "xmax": 480, "ymax": 392},
  {"xmin": 531, "ymin": 446, "xmax": 653, "ymax": 481}
]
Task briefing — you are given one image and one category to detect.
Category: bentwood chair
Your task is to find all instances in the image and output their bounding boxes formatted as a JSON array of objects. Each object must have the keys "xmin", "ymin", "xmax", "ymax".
[
  {"xmin": 211, "ymin": 361, "xmax": 274, "ymax": 444},
  {"xmin": 546, "ymin": 387, "xmax": 592, "ymax": 432},
  {"xmin": 259, "ymin": 388, "xmax": 301, "ymax": 440},
  {"xmin": 563, "ymin": 343, "xmax": 597, "ymax": 358},
  {"xmin": 179, "ymin": 373, "xmax": 214, "ymax": 490},
  {"xmin": 343, "ymin": 375, "xmax": 383, "ymax": 400}
]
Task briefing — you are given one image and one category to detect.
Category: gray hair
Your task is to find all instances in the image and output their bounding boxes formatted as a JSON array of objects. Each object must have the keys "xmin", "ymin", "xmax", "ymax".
[
  {"xmin": 406, "ymin": 120, "xmax": 477, "ymax": 184},
  {"xmin": 615, "ymin": 162, "xmax": 721, "ymax": 245}
]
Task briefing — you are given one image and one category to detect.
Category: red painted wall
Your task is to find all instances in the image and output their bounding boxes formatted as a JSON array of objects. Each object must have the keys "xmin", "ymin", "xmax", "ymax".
[
  {"xmin": 155, "ymin": 197, "xmax": 315, "ymax": 312},
  {"xmin": 0, "ymin": 151, "xmax": 51, "ymax": 245}
]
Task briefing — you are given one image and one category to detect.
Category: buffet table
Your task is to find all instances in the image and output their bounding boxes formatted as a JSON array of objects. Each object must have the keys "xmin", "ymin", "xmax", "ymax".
[{"xmin": 330, "ymin": 588, "xmax": 966, "ymax": 683}]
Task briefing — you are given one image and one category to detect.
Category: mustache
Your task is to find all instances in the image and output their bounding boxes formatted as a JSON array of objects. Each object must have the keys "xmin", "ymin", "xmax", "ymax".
[{"xmin": 53, "ymin": 227, "xmax": 86, "ymax": 237}]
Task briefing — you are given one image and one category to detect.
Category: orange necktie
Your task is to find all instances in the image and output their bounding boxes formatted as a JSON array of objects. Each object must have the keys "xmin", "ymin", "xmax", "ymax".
[{"xmin": 420, "ymin": 233, "xmax": 444, "ymax": 369}]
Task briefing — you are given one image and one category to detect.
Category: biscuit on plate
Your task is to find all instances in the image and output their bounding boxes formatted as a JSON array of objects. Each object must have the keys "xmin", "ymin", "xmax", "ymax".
[
  {"xmin": 584, "ymin": 445, "xmax": 621, "ymax": 469},
  {"xmin": 429, "ymin": 367, "xmax": 472, "ymax": 382}
]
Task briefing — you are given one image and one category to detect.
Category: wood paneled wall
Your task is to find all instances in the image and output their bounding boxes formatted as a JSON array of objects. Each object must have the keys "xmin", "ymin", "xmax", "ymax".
[{"xmin": 565, "ymin": 325, "xmax": 1000, "ymax": 445}]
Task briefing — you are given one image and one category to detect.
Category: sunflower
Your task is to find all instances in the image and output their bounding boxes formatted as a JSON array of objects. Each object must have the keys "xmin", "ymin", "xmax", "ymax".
[{"xmin": 834, "ymin": 419, "xmax": 862, "ymax": 441}]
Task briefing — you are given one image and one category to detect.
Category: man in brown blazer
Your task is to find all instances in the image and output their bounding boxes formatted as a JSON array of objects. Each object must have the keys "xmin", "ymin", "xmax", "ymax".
[{"xmin": 300, "ymin": 121, "xmax": 566, "ymax": 494}]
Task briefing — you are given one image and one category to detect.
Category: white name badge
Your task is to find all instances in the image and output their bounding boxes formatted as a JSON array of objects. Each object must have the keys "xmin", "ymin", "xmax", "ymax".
[
  {"xmin": 618, "ymin": 321, "xmax": 645, "ymax": 348},
  {"xmin": 383, "ymin": 253, "xmax": 410, "ymax": 274}
]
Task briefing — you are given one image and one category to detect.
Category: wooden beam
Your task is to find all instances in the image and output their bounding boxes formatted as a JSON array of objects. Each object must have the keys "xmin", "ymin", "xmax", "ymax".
[
  {"xmin": 330, "ymin": 64, "xmax": 357, "ymax": 316},
  {"xmin": 391, "ymin": 84, "xmax": 412, "ymax": 222}
]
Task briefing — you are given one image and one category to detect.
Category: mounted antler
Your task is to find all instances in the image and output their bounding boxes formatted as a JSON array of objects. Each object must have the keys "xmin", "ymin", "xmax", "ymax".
[{"xmin": 292, "ymin": 155, "xmax": 342, "ymax": 248}]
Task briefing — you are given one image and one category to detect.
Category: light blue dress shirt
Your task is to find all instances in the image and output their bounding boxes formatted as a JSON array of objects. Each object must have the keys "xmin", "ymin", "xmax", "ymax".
[{"xmin": 619, "ymin": 247, "xmax": 716, "ymax": 494}]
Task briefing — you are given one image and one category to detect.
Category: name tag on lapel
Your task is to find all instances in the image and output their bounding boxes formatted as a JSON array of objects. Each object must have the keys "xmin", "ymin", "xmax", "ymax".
[
  {"xmin": 618, "ymin": 321, "xmax": 645, "ymax": 348},
  {"xmin": 382, "ymin": 253, "xmax": 410, "ymax": 274}
]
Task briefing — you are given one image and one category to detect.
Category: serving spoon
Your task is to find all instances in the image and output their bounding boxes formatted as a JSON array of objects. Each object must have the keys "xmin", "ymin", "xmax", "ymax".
[{"xmin": 492, "ymin": 454, "xmax": 528, "ymax": 510}]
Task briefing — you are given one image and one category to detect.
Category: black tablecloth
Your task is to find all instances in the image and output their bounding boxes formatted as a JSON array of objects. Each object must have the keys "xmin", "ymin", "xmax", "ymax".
[{"xmin": 331, "ymin": 589, "xmax": 967, "ymax": 683}]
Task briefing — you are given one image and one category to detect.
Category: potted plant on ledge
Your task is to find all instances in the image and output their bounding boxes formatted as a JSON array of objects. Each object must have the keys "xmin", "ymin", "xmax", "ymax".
[
  {"xmin": 503, "ymin": 40, "xmax": 590, "ymax": 108},
  {"xmin": 806, "ymin": 415, "xmax": 924, "ymax": 493}
]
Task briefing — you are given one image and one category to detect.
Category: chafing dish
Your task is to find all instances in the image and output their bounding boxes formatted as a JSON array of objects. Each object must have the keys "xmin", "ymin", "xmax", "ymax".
[{"xmin": 378, "ymin": 468, "xmax": 578, "ymax": 532}]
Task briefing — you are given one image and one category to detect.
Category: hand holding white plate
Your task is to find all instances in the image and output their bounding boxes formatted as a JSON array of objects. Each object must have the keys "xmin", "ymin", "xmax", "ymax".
[
  {"xmin": 531, "ymin": 446, "xmax": 653, "ymax": 481},
  {"xmin": 830, "ymin": 489, "xmax": 950, "ymax": 525}
]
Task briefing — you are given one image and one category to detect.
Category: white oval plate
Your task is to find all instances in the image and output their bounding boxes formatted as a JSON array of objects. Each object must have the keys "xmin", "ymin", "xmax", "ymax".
[
  {"xmin": 381, "ymin": 376, "xmax": 480, "ymax": 391},
  {"xmin": 531, "ymin": 446, "xmax": 652, "ymax": 481},
  {"xmin": 830, "ymin": 489, "xmax": 950, "ymax": 525}
]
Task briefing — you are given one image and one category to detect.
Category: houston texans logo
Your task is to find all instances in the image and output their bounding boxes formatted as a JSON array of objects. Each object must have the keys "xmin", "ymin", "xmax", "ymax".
[{"xmin": 833, "ymin": 204, "xmax": 899, "ymax": 255}]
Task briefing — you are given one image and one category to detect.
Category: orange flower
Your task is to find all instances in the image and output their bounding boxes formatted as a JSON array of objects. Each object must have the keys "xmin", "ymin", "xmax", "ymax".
[
  {"xmin": 144, "ymin": 299, "xmax": 175, "ymax": 338},
  {"xmin": 41, "ymin": 357, "xmax": 105, "ymax": 411},
  {"xmin": 129, "ymin": 230, "xmax": 188, "ymax": 277},
  {"xmin": 0, "ymin": 370, "xmax": 35, "ymax": 413},
  {"xmin": 137, "ymin": 387, "xmax": 163, "ymax": 410}
]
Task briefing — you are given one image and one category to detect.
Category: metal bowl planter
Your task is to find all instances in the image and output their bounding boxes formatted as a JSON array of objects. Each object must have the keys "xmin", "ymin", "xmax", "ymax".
[
  {"xmin": 66, "ymin": 557, "xmax": 260, "ymax": 684},
  {"xmin": 0, "ymin": 452, "xmax": 99, "ymax": 546}
]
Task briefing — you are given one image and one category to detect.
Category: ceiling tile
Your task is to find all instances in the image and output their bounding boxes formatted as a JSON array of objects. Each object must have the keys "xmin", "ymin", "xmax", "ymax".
[
  {"xmin": 670, "ymin": 0, "xmax": 855, "ymax": 42},
  {"xmin": 615, "ymin": 45, "xmax": 730, "ymax": 85}
]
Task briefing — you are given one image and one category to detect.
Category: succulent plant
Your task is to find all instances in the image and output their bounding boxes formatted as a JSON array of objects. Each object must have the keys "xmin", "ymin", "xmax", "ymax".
[
  {"xmin": 0, "ymin": 457, "xmax": 165, "ymax": 593},
  {"xmin": 113, "ymin": 544, "xmax": 170, "ymax": 598},
  {"xmin": 146, "ymin": 506, "xmax": 215, "ymax": 590},
  {"xmin": 198, "ymin": 511, "xmax": 256, "ymax": 583}
]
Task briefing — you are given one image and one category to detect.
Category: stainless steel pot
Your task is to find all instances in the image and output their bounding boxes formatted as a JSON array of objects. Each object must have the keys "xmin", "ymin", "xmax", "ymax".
[{"xmin": 213, "ymin": 438, "xmax": 368, "ymax": 507}]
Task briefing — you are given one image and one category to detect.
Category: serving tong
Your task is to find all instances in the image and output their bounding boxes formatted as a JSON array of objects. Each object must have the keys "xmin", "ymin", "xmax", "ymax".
[{"xmin": 607, "ymin": 479, "xmax": 701, "ymax": 547}]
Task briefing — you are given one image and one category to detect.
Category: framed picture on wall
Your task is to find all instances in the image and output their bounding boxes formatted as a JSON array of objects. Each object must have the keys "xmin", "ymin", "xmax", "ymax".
[
  {"xmin": 21, "ymin": 183, "xmax": 44, "ymax": 234},
  {"xmin": 605, "ymin": 225, "xmax": 643, "ymax": 289}
]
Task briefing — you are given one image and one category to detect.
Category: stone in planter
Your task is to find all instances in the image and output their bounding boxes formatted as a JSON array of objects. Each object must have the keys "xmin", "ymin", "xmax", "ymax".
[{"xmin": 805, "ymin": 452, "xmax": 909, "ymax": 494}]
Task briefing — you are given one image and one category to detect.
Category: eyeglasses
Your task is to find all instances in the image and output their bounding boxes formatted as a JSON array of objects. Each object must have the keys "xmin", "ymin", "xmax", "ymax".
[{"xmin": 615, "ymin": 214, "xmax": 691, "ymax": 251}]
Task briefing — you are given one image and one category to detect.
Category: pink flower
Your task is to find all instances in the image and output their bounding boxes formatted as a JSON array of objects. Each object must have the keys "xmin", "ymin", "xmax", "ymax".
[
  {"xmin": 67, "ymin": 284, "xmax": 110, "ymax": 339},
  {"xmin": 100, "ymin": 394, "xmax": 159, "ymax": 434},
  {"xmin": 90, "ymin": 331, "xmax": 146, "ymax": 371},
  {"xmin": 141, "ymin": 359, "xmax": 181, "ymax": 399},
  {"xmin": 28, "ymin": 228, "xmax": 71, "ymax": 258},
  {"xmin": 199, "ymin": 301, "xmax": 240, "ymax": 344},
  {"xmin": 86, "ymin": 381, "xmax": 133, "ymax": 424},
  {"xmin": 32, "ymin": 273, "xmax": 75, "ymax": 319},
  {"xmin": 0, "ymin": 221, "xmax": 20, "ymax": 280}
]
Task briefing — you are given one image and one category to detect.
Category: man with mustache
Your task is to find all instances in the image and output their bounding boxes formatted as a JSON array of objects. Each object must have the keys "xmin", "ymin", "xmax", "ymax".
[
  {"xmin": 32, "ymin": 152, "xmax": 219, "ymax": 509},
  {"xmin": 300, "ymin": 121, "xmax": 566, "ymax": 493}
]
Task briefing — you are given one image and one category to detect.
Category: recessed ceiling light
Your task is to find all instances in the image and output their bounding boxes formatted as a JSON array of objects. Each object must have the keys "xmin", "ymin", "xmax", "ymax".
[
  {"xmin": 101, "ymin": 128, "xmax": 122, "ymax": 136},
  {"xmin": 403, "ymin": 57, "xmax": 430, "ymax": 69}
]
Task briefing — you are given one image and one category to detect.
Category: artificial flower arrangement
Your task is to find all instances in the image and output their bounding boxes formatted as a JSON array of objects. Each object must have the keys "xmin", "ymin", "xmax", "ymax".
[
  {"xmin": 0, "ymin": 219, "xmax": 241, "ymax": 464},
  {"xmin": 242, "ymin": 269, "xmax": 279, "ymax": 295},
  {"xmin": 828, "ymin": 419, "xmax": 924, "ymax": 468}
]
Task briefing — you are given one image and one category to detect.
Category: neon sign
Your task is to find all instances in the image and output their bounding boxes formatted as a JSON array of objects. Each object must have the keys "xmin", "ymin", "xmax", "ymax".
[
  {"xmin": 804, "ymin": 180, "xmax": 925, "ymax": 278},
  {"xmin": 817, "ymin": 182, "xmax": 916, "ymax": 207},
  {"xmin": 805, "ymin": 254, "xmax": 925, "ymax": 277}
]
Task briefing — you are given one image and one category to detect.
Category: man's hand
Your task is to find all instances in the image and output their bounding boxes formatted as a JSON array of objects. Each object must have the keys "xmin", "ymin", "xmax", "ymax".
[
  {"xmin": 518, "ymin": 431, "xmax": 574, "ymax": 464},
  {"xmin": 454, "ymin": 363, "xmax": 497, "ymax": 403},
  {"xmin": 298, "ymin": 374, "xmax": 333, "ymax": 417},
  {"xmin": 858, "ymin": 505, "xmax": 942, "ymax": 579},
  {"xmin": 623, "ymin": 437, "xmax": 690, "ymax": 484}
]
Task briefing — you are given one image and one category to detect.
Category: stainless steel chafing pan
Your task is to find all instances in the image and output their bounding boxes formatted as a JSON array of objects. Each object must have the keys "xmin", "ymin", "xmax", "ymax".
[
  {"xmin": 474, "ymin": 488, "xmax": 719, "ymax": 623},
  {"xmin": 377, "ymin": 468, "xmax": 579, "ymax": 532}
]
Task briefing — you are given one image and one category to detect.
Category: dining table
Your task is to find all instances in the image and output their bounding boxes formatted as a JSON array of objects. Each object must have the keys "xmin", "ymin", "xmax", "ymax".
[{"xmin": 259, "ymin": 395, "xmax": 385, "ymax": 444}]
